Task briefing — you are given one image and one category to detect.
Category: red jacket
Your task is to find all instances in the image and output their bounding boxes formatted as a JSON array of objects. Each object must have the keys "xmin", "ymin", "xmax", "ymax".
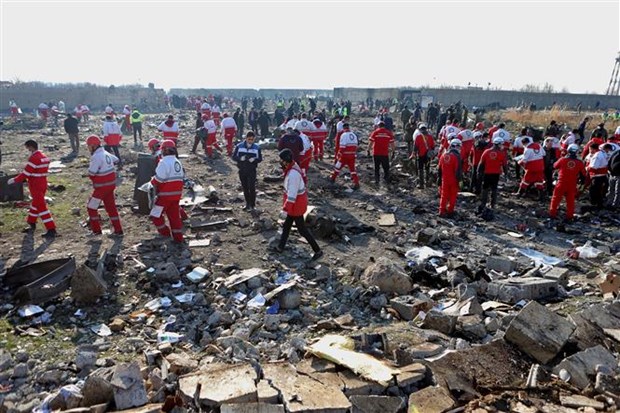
[
  {"xmin": 438, "ymin": 151, "xmax": 461, "ymax": 184},
  {"xmin": 151, "ymin": 155, "xmax": 185, "ymax": 202},
  {"xmin": 282, "ymin": 163, "xmax": 308, "ymax": 217},
  {"xmin": 554, "ymin": 156, "xmax": 586, "ymax": 186},
  {"xmin": 414, "ymin": 132, "xmax": 435, "ymax": 158},
  {"xmin": 479, "ymin": 147, "xmax": 507, "ymax": 175},
  {"xmin": 14, "ymin": 150, "xmax": 50, "ymax": 191},
  {"xmin": 88, "ymin": 147, "xmax": 117, "ymax": 189},
  {"xmin": 582, "ymin": 137, "xmax": 604, "ymax": 159},
  {"xmin": 369, "ymin": 127, "xmax": 394, "ymax": 156}
]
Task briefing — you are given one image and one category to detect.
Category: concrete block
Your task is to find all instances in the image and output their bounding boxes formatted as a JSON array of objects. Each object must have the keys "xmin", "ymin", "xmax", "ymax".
[
  {"xmin": 179, "ymin": 363, "xmax": 258, "ymax": 407},
  {"xmin": 390, "ymin": 296, "xmax": 433, "ymax": 321},
  {"xmin": 542, "ymin": 267, "xmax": 569, "ymax": 287},
  {"xmin": 421, "ymin": 311, "xmax": 457, "ymax": 335},
  {"xmin": 256, "ymin": 380, "xmax": 279, "ymax": 404},
  {"xmin": 220, "ymin": 403, "xmax": 285, "ymax": 413},
  {"xmin": 560, "ymin": 395, "xmax": 605, "ymax": 410},
  {"xmin": 486, "ymin": 256, "xmax": 517, "ymax": 274},
  {"xmin": 505, "ymin": 301, "xmax": 576, "ymax": 364},
  {"xmin": 486, "ymin": 277, "xmax": 558, "ymax": 304},
  {"xmin": 408, "ymin": 386, "xmax": 455, "ymax": 413},
  {"xmin": 350, "ymin": 395, "xmax": 406, "ymax": 413},
  {"xmin": 553, "ymin": 345, "xmax": 617, "ymax": 389}
]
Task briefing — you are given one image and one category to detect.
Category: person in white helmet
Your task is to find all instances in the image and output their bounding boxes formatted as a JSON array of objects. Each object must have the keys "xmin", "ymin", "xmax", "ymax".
[
  {"xmin": 477, "ymin": 137, "xmax": 508, "ymax": 213},
  {"xmin": 549, "ymin": 143, "xmax": 586, "ymax": 221}
]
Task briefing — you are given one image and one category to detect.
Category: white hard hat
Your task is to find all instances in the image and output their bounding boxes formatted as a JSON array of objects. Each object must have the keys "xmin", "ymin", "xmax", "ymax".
[
  {"xmin": 447, "ymin": 133, "xmax": 458, "ymax": 140},
  {"xmin": 492, "ymin": 137, "xmax": 504, "ymax": 145},
  {"xmin": 473, "ymin": 131, "xmax": 483, "ymax": 139},
  {"xmin": 567, "ymin": 143, "xmax": 579, "ymax": 153},
  {"xmin": 449, "ymin": 139, "xmax": 462, "ymax": 148},
  {"xmin": 418, "ymin": 123, "xmax": 427, "ymax": 129}
]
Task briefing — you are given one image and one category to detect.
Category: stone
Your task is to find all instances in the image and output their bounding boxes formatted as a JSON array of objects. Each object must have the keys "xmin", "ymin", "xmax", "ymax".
[
  {"xmin": 221, "ymin": 404, "xmax": 285, "ymax": 413},
  {"xmin": 559, "ymin": 395, "xmax": 605, "ymax": 410},
  {"xmin": 165, "ymin": 352, "xmax": 198, "ymax": 375},
  {"xmin": 486, "ymin": 256, "xmax": 517, "ymax": 274},
  {"xmin": 417, "ymin": 228, "xmax": 439, "ymax": 245},
  {"xmin": 337, "ymin": 370, "xmax": 386, "ymax": 396},
  {"xmin": 457, "ymin": 315, "xmax": 487, "ymax": 340},
  {"xmin": 0, "ymin": 351, "xmax": 14, "ymax": 372},
  {"xmin": 76, "ymin": 351, "xmax": 97, "ymax": 371},
  {"xmin": 154, "ymin": 262, "xmax": 180, "ymax": 282},
  {"xmin": 487, "ymin": 277, "xmax": 558, "ymax": 304},
  {"xmin": 12, "ymin": 362, "xmax": 28, "ymax": 378},
  {"xmin": 369, "ymin": 294, "xmax": 388, "ymax": 310},
  {"xmin": 390, "ymin": 296, "xmax": 434, "ymax": 321},
  {"xmin": 111, "ymin": 362, "xmax": 148, "ymax": 410},
  {"xmin": 395, "ymin": 363, "xmax": 426, "ymax": 388},
  {"xmin": 361, "ymin": 257, "xmax": 413, "ymax": 295},
  {"xmin": 542, "ymin": 267, "xmax": 569, "ymax": 287},
  {"xmin": 443, "ymin": 296, "xmax": 484, "ymax": 317},
  {"xmin": 421, "ymin": 311, "xmax": 457, "ymax": 335},
  {"xmin": 256, "ymin": 380, "xmax": 279, "ymax": 404},
  {"xmin": 553, "ymin": 345, "xmax": 617, "ymax": 389},
  {"xmin": 406, "ymin": 343, "xmax": 444, "ymax": 359},
  {"xmin": 263, "ymin": 315, "xmax": 281, "ymax": 332},
  {"xmin": 179, "ymin": 363, "xmax": 257, "ymax": 407},
  {"xmin": 408, "ymin": 386, "xmax": 455, "ymax": 412},
  {"xmin": 37, "ymin": 369, "xmax": 66, "ymax": 385},
  {"xmin": 109, "ymin": 318, "xmax": 126, "ymax": 332},
  {"xmin": 505, "ymin": 301, "xmax": 576, "ymax": 364},
  {"xmin": 82, "ymin": 369, "xmax": 114, "ymax": 407},
  {"xmin": 349, "ymin": 395, "xmax": 406, "ymax": 413},
  {"xmin": 71, "ymin": 264, "xmax": 108, "ymax": 304},
  {"xmin": 278, "ymin": 288, "xmax": 301, "ymax": 310},
  {"xmin": 14, "ymin": 350, "xmax": 28, "ymax": 363},
  {"xmin": 263, "ymin": 363, "xmax": 350, "ymax": 412},
  {"xmin": 595, "ymin": 371, "xmax": 620, "ymax": 396}
]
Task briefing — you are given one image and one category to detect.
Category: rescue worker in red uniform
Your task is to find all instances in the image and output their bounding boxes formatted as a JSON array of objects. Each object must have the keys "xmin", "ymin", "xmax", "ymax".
[
  {"xmin": 203, "ymin": 116, "xmax": 219, "ymax": 158},
  {"xmin": 330, "ymin": 123, "xmax": 360, "ymax": 189},
  {"xmin": 148, "ymin": 138, "xmax": 162, "ymax": 159},
  {"xmin": 103, "ymin": 115, "xmax": 123, "ymax": 166},
  {"xmin": 582, "ymin": 130, "xmax": 604, "ymax": 159},
  {"xmin": 477, "ymin": 137, "xmax": 508, "ymax": 212},
  {"xmin": 150, "ymin": 140, "xmax": 185, "ymax": 243},
  {"xmin": 411, "ymin": 124, "xmax": 436, "ymax": 189},
  {"xmin": 367, "ymin": 121, "xmax": 395, "ymax": 185},
  {"xmin": 586, "ymin": 142, "xmax": 610, "ymax": 209},
  {"xmin": 7, "ymin": 140, "xmax": 57, "ymax": 238},
  {"xmin": 85, "ymin": 135, "xmax": 123, "ymax": 235},
  {"xmin": 470, "ymin": 131, "xmax": 491, "ymax": 194},
  {"xmin": 220, "ymin": 113, "xmax": 238, "ymax": 156},
  {"xmin": 512, "ymin": 128, "xmax": 528, "ymax": 180},
  {"xmin": 458, "ymin": 127, "xmax": 475, "ymax": 176},
  {"xmin": 310, "ymin": 118, "xmax": 328, "ymax": 161},
  {"xmin": 438, "ymin": 139, "xmax": 462, "ymax": 217},
  {"xmin": 274, "ymin": 149, "xmax": 323, "ymax": 261},
  {"xmin": 549, "ymin": 144, "xmax": 586, "ymax": 221},
  {"xmin": 516, "ymin": 137, "xmax": 546, "ymax": 199},
  {"xmin": 158, "ymin": 115, "xmax": 180, "ymax": 144}
]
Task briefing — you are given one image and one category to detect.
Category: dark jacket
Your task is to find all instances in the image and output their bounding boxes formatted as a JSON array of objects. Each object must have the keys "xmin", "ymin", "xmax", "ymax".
[
  {"xmin": 278, "ymin": 133, "xmax": 304, "ymax": 164},
  {"xmin": 64, "ymin": 116, "xmax": 79, "ymax": 134},
  {"xmin": 232, "ymin": 141, "xmax": 262, "ymax": 173}
]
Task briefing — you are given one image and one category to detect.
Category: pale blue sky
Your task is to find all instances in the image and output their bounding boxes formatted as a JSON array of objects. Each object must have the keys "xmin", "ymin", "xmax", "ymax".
[{"xmin": 1, "ymin": 0, "xmax": 619, "ymax": 94}]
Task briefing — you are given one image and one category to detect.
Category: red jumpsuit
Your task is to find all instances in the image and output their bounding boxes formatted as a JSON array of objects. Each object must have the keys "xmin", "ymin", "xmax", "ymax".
[
  {"xmin": 13, "ymin": 150, "xmax": 56, "ymax": 231},
  {"xmin": 519, "ymin": 142, "xmax": 546, "ymax": 191},
  {"xmin": 458, "ymin": 130, "xmax": 474, "ymax": 174},
  {"xmin": 331, "ymin": 130, "xmax": 360, "ymax": 186},
  {"xmin": 151, "ymin": 155, "xmax": 185, "ymax": 242},
  {"xmin": 549, "ymin": 156, "xmax": 586, "ymax": 220},
  {"xmin": 154, "ymin": 155, "xmax": 188, "ymax": 220},
  {"xmin": 203, "ymin": 119, "xmax": 219, "ymax": 157},
  {"xmin": 310, "ymin": 121, "xmax": 328, "ymax": 161},
  {"xmin": 438, "ymin": 150, "xmax": 461, "ymax": 215},
  {"xmin": 221, "ymin": 117, "xmax": 238, "ymax": 156},
  {"xmin": 87, "ymin": 147, "xmax": 122, "ymax": 234}
]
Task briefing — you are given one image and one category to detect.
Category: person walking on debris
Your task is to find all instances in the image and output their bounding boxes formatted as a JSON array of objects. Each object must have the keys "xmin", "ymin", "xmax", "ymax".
[
  {"xmin": 471, "ymin": 131, "xmax": 491, "ymax": 194},
  {"xmin": 203, "ymin": 115, "xmax": 219, "ymax": 158},
  {"xmin": 85, "ymin": 135, "xmax": 123, "ymax": 236},
  {"xmin": 148, "ymin": 138, "xmax": 162, "ymax": 159},
  {"xmin": 477, "ymin": 137, "xmax": 508, "ymax": 213},
  {"xmin": 368, "ymin": 121, "xmax": 395, "ymax": 186},
  {"xmin": 411, "ymin": 123, "xmax": 436, "ymax": 189},
  {"xmin": 122, "ymin": 105, "xmax": 132, "ymax": 134},
  {"xmin": 310, "ymin": 117, "xmax": 328, "ymax": 161},
  {"xmin": 103, "ymin": 115, "xmax": 123, "ymax": 167},
  {"xmin": 191, "ymin": 112, "xmax": 205, "ymax": 154},
  {"xmin": 274, "ymin": 149, "xmax": 323, "ymax": 260},
  {"xmin": 330, "ymin": 123, "xmax": 360, "ymax": 189},
  {"xmin": 438, "ymin": 138, "xmax": 462, "ymax": 218},
  {"xmin": 233, "ymin": 108, "xmax": 245, "ymax": 139},
  {"xmin": 221, "ymin": 113, "xmax": 238, "ymax": 156},
  {"xmin": 9, "ymin": 99, "xmax": 19, "ymax": 120},
  {"xmin": 158, "ymin": 115, "xmax": 180, "ymax": 144},
  {"xmin": 543, "ymin": 137, "xmax": 559, "ymax": 197},
  {"xmin": 607, "ymin": 146, "xmax": 620, "ymax": 210},
  {"xmin": 586, "ymin": 143, "xmax": 610, "ymax": 209},
  {"xmin": 130, "ymin": 108, "xmax": 144, "ymax": 146},
  {"xmin": 515, "ymin": 137, "xmax": 546, "ymax": 199},
  {"xmin": 7, "ymin": 140, "xmax": 57, "ymax": 238},
  {"xmin": 277, "ymin": 127, "xmax": 304, "ymax": 165},
  {"xmin": 232, "ymin": 131, "xmax": 262, "ymax": 212},
  {"xmin": 400, "ymin": 106, "xmax": 412, "ymax": 131},
  {"xmin": 150, "ymin": 140, "xmax": 185, "ymax": 243},
  {"xmin": 548, "ymin": 144, "xmax": 586, "ymax": 221},
  {"xmin": 64, "ymin": 113, "xmax": 80, "ymax": 155}
]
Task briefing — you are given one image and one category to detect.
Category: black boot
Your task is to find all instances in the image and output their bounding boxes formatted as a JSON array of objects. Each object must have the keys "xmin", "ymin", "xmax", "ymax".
[
  {"xmin": 42, "ymin": 229, "xmax": 57, "ymax": 239},
  {"xmin": 22, "ymin": 223, "xmax": 36, "ymax": 233}
]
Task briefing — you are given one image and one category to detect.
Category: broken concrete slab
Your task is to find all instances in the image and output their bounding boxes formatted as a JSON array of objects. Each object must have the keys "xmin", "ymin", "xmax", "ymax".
[
  {"xmin": 559, "ymin": 394, "xmax": 605, "ymax": 410},
  {"xmin": 178, "ymin": 363, "xmax": 257, "ymax": 408},
  {"xmin": 220, "ymin": 403, "xmax": 285, "ymax": 413},
  {"xmin": 390, "ymin": 296, "xmax": 434, "ymax": 321},
  {"xmin": 361, "ymin": 257, "xmax": 413, "ymax": 295},
  {"xmin": 404, "ymin": 343, "xmax": 444, "ymax": 359},
  {"xmin": 154, "ymin": 262, "xmax": 180, "ymax": 282},
  {"xmin": 81, "ymin": 368, "xmax": 114, "ymax": 407},
  {"xmin": 224, "ymin": 268, "xmax": 268, "ymax": 288},
  {"xmin": 308, "ymin": 335, "xmax": 400, "ymax": 386},
  {"xmin": 394, "ymin": 363, "xmax": 426, "ymax": 388},
  {"xmin": 71, "ymin": 264, "xmax": 107, "ymax": 305},
  {"xmin": 337, "ymin": 370, "xmax": 386, "ymax": 396},
  {"xmin": 553, "ymin": 345, "xmax": 617, "ymax": 389},
  {"xmin": 165, "ymin": 352, "xmax": 198, "ymax": 375},
  {"xmin": 110, "ymin": 362, "xmax": 148, "ymax": 410},
  {"xmin": 349, "ymin": 395, "xmax": 406, "ymax": 413},
  {"xmin": 505, "ymin": 301, "xmax": 576, "ymax": 364},
  {"xmin": 486, "ymin": 277, "xmax": 558, "ymax": 304},
  {"xmin": 262, "ymin": 363, "xmax": 351, "ymax": 413},
  {"xmin": 421, "ymin": 311, "xmax": 457, "ymax": 335},
  {"xmin": 378, "ymin": 213, "xmax": 396, "ymax": 227},
  {"xmin": 541, "ymin": 267, "xmax": 569, "ymax": 287},
  {"xmin": 486, "ymin": 256, "xmax": 517, "ymax": 274},
  {"xmin": 417, "ymin": 228, "xmax": 439, "ymax": 245},
  {"xmin": 408, "ymin": 386, "xmax": 455, "ymax": 413},
  {"xmin": 256, "ymin": 380, "xmax": 279, "ymax": 404}
]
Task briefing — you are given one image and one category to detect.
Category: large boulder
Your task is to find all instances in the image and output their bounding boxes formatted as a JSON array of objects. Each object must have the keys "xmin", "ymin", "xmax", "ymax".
[{"xmin": 361, "ymin": 257, "xmax": 413, "ymax": 295}]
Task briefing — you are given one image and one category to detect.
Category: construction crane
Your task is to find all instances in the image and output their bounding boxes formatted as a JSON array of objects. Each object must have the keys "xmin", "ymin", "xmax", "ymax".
[{"xmin": 606, "ymin": 52, "xmax": 620, "ymax": 96}]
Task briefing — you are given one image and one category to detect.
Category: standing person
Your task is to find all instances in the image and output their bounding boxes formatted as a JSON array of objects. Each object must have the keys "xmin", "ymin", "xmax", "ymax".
[
  {"xmin": 150, "ymin": 140, "xmax": 185, "ymax": 243},
  {"xmin": 576, "ymin": 116, "xmax": 590, "ymax": 144},
  {"xmin": 64, "ymin": 113, "xmax": 80, "ymax": 155},
  {"xmin": 294, "ymin": 129, "xmax": 313, "ymax": 183},
  {"xmin": 543, "ymin": 137, "xmax": 559, "ymax": 196},
  {"xmin": 310, "ymin": 118, "xmax": 328, "ymax": 161},
  {"xmin": 158, "ymin": 115, "xmax": 180, "ymax": 144},
  {"xmin": 438, "ymin": 139, "xmax": 462, "ymax": 217},
  {"xmin": 80, "ymin": 104, "xmax": 90, "ymax": 122},
  {"xmin": 212, "ymin": 103, "xmax": 222, "ymax": 127},
  {"xmin": 130, "ymin": 108, "xmax": 144, "ymax": 146},
  {"xmin": 512, "ymin": 128, "xmax": 528, "ymax": 180},
  {"xmin": 330, "ymin": 123, "xmax": 360, "ymax": 189},
  {"xmin": 232, "ymin": 132, "xmax": 262, "ymax": 211},
  {"xmin": 85, "ymin": 135, "xmax": 123, "ymax": 236},
  {"xmin": 411, "ymin": 124, "xmax": 436, "ymax": 189},
  {"xmin": 471, "ymin": 131, "xmax": 491, "ymax": 194},
  {"xmin": 258, "ymin": 110, "xmax": 271, "ymax": 137},
  {"xmin": 7, "ymin": 140, "xmax": 57, "ymax": 238},
  {"xmin": 277, "ymin": 127, "xmax": 304, "ymax": 165},
  {"xmin": 9, "ymin": 99, "xmax": 19, "ymax": 120},
  {"xmin": 122, "ymin": 105, "xmax": 132, "ymax": 134},
  {"xmin": 38, "ymin": 102, "xmax": 50, "ymax": 122},
  {"xmin": 274, "ymin": 149, "xmax": 323, "ymax": 260},
  {"xmin": 234, "ymin": 108, "xmax": 245, "ymax": 139},
  {"xmin": 200, "ymin": 99, "xmax": 211, "ymax": 118},
  {"xmin": 191, "ymin": 112, "xmax": 206, "ymax": 154},
  {"xmin": 477, "ymin": 137, "xmax": 508, "ymax": 212},
  {"xmin": 515, "ymin": 137, "xmax": 546, "ymax": 199},
  {"xmin": 400, "ymin": 106, "xmax": 412, "ymax": 131},
  {"xmin": 367, "ymin": 121, "xmax": 395, "ymax": 185},
  {"xmin": 549, "ymin": 144, "xmax": 586, "ymax": 221},
  {"xmin": 607, "ymin": 146, "xmax": 620, "ymax": 209},
  {"xmin": 404, "ymin": 117, "xmax": 416, "ymax": 155},
  {"xmin": 104, "ymin": 103, "xmax": 115, "ymax": 118},
  {"xmin": 203, "ymin": 116, "xmax": 219, "ymax": 158},
  {"xmin": 220, "ymin": 113, "xmax": 238, "ymax": 156},
  {"xmin": 586, "ymin": 143, "xmax": 609, "ymax": 209},
  {"xmin": 102, "ymin": 115, "xmax": 122, "ymax": 166},
  {"xmin": 248, "ymin": 108, "xmax": 259, "ymax": 134}
]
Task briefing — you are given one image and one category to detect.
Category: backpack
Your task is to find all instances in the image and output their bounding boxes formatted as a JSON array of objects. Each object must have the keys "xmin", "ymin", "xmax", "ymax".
[{"xmin": 609, "ymin": 151, "xmax": 620, "ymax": 176}]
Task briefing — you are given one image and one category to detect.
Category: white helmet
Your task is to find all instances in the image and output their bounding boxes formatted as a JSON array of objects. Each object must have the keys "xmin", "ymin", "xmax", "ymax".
[
  {"xmin": 492, "ymin": 137, "xmax": 504, "ymax": 145},
  {"xmin": 567, "ymin": 143, "xmax": 579, "ymax": 153},
  {"xmin": 418, "ymin": 123, "xmax": 427, "ymax": 129},
  {"xmin": 447, "ymin": 133, "xmax": 458, "ymax": 140},
  {"xmin": 449, "ymin": 139, "xmax": 462, "ymax": 149},
  {"xmin": 473, "ymin": 131, "xmax": 483, "ymax": 139}
]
